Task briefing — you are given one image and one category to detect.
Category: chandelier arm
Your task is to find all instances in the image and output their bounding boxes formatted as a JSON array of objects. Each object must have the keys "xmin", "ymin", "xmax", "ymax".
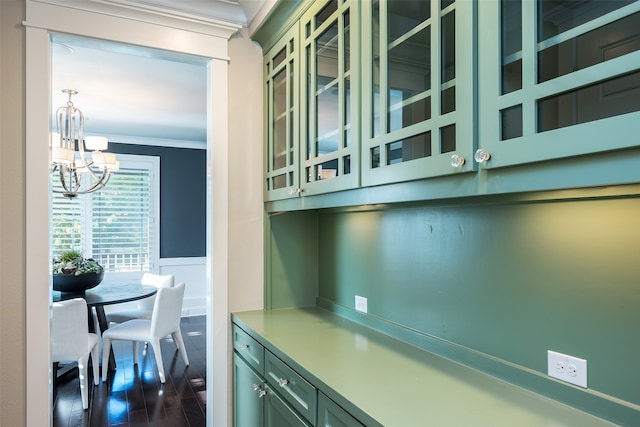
[{"xmin": 74, "ymin": 170, "xmax": 112, "ymax": 195}]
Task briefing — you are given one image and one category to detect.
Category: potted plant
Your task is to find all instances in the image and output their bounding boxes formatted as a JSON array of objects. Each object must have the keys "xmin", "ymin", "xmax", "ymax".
[{"xmin": 52, "ymin": 249, "xmax": 104, "ymax": 294}]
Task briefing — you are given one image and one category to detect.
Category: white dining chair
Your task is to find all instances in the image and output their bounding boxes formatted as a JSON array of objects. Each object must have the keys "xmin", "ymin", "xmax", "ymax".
[
  {"xmin": 101, "ymin": 282, "xmax": 189, "ymax": 384},
  {"xmin": 106, "ymin": 273, "xmax": 175, "ymax": 324},
  {"xmin": 51, "ymin": 298, "xmax": 100, "ymax": 410}
]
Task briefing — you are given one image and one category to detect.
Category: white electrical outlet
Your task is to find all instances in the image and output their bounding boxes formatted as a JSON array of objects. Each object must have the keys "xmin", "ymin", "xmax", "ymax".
[
  {"xmin": 547, "ymin": 350, "xmax": 587, "ymax": 388},
  {"xmin": 355, "ymin": 295, "xmax": 368, "ymax": 313}
]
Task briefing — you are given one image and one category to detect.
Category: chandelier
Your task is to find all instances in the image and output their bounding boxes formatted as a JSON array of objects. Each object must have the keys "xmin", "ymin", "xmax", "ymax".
[{"xmin": 50, "ymin": 89, "xmax": 119, "ymax": 199}]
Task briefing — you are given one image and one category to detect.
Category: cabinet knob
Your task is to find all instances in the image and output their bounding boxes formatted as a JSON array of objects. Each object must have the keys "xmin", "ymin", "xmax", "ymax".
[
  {"xmin": 474, "ymin": 149, "xmax": 491, "ymax": 164},
  {"xmin": 240, "ymin": 343, "xmax": 249, "ymax": 350},
  {"xmin": 252, "ymin": 383, "xmax": 268, "ymax": 398},
  {"xmin": 450, "ymin": 154, "xmax": 465, "ymax": 168},
  {"xmin": 288, "ymin": 187, "xmax": 302, "ymax": 196},
  {"xmin": 277, "ymin": 378, "xmax": 289, "ymax": 387}
]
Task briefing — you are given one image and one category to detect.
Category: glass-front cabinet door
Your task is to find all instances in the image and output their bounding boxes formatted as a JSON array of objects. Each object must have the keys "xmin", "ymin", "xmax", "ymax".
[
  {"xmin": 477, "ymin": 0, "xmax": 640, "ymax": 169},
  {"xmin": 265, "ymin": 24, "xmax": 299, "ymax": 201},
  {"xmin": 300, "ymin": 0, "xmax": 361, "ymax": 196},
  {"xmin": 361, "ymin": 0, "xmax": 476, "ymax": 187}
]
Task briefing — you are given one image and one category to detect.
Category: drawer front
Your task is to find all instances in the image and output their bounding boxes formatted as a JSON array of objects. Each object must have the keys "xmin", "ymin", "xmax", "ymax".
[
  {"xmin": 265, "ymin": 350, "xmax": 317, "ymax": 425},
  {"xmin": 233, "ymin": 325, "xmax": 264, "ymax": 374},
  {"xmin": 318, "ymin": 392, "xmax": 364, "ymax": 427}
]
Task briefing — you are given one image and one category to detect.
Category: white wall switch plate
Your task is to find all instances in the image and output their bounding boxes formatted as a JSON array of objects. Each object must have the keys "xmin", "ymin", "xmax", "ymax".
[
  {"xmin": 547, "ymin": 350, "xmax": 587, "ymax": 388},
  {"xmin": 355, "ymin": 295, "xmax": 368, "ymax": 313}
]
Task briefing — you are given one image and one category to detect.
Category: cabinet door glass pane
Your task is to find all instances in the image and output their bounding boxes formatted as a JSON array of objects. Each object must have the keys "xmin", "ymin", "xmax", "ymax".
[
  {"xmin": 386, "ymin": 131, "xmax": 431, "ymax": 165},
  {"xmin": 316, "ymin": 0, "xmax": 338, "ymax": 28},
  {"xmin": 538, "ymin": 0, "xmax": 634, "ymax": 42},
  {"xmin": 316, "ymin": 22, "xmax": 340, "ymax": 156},
  {"xmin": 501, "ymin": 0, "xmax": 522, "ymax": 94},
  {"xmin": 501, "ymin": 104, "xmax": 523, "ymax": 140},
  {"xmin": 441, "ymin": 9, "xmax": 455, "ymax": 84},
  {"xmin": 440, "ymin": 124, "xmax": 456, "ymax": 153},
  {"xmin": 273, "ymin": 68, "xmax": 287, "ymax": 169},
  {"xmin": 388, "ymin": 27, "xmax": 431, "ymax": 133},
  {"xmin": 372, "ymin": 0, "xmax": 381, "ymax": 138},
  {"xmin": 388, "ymin": 0, "xmax": 430, "ymax": 43},
  {"xmin": 538, "ymin": 11, "xmax": 640, "ymax": 83},
  {"xmin": 538, "ymin": 69, "xmax": 640, "ymax": 132}
]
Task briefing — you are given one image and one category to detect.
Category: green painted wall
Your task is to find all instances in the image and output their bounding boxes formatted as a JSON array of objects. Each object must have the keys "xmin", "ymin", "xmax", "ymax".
[{"xmin": 315, "ymin": 191, "xmax": 640, "ymax": 411}]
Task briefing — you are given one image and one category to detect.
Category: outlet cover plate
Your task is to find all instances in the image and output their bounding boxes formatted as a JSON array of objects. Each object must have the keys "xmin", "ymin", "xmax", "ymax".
[
  {"xmin": 355, "ymin": 295, "xmax": 367, "ymax": 313},
  {"xmin": 547, "ymin": 350, "xmax": 587, "ymax": 388}
]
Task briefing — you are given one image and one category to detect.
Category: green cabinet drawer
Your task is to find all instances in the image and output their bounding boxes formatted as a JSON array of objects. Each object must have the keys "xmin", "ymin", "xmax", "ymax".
[
  {"xmin": 265, "ymin": 350, "xmax": 317, "ymax": 425},
  {"xmin": 318, "ymin": 393, "xmax": 363, "ymax": 427},
  {"xmin": 233, "ymin": 325, "xmax": 265, "ymax": 374}
]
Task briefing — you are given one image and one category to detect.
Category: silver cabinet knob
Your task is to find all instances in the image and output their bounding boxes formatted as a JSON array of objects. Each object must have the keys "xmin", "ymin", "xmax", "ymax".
[
  {"xmin": 474, "ymin": 149, "xmax": 491, "ymax": 163},
  {"xmin": 288, "ymin": 187, "xmax": 302, "ymax": 196},
  {"xmin": 277, "ymin": 378, "xmax": 289, "ymax": 387},
  {"xmin": 450, "ymin": 154, "xmax": 465, "ymax": 168},
  {"xmin": 252, "ymin": 383, "xmax": 268, "ymax": 398}
]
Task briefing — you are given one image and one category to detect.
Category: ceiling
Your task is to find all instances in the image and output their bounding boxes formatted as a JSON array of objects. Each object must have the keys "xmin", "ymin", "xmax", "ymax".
[{"xmin": 51, "ymin": 0, "xmax": 268, "ymax": 148}]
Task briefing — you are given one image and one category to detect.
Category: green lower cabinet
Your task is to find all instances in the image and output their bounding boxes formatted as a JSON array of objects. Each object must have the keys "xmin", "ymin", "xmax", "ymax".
[
  {"xmin": 318, "ymin": 393, "xmax": 364, "ymax": 427},
  {"xmin": 234, "ymin": 353, "xmax": 312, "ymax": 427}
]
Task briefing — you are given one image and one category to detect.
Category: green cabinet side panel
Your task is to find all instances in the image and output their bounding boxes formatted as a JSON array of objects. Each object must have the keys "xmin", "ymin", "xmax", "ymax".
[{"xmin": 266, "ymin": 210, "xmax": 319, "ymax": 309}]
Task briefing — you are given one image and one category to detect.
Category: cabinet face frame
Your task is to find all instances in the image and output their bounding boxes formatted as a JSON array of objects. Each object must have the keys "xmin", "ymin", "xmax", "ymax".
[
  {"xmin": 299, "ymin": 0, "xmax": 362, "ymax": 197},
  {"xmin": 477, "ymin": 0, "xmax": 640, "ymax": 170},
  {"xmin": 361, "ymin": 0, "xmax": 477, "ymax": 187},
  {"xmin": 264, "ymin": 23, "xmax": 300, "ymax": 201}
]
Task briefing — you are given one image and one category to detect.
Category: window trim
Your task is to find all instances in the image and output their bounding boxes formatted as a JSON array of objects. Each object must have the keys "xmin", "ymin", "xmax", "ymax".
[{"xmin": 50, "ymin": 153, "xmax": 160, "ymax": 281}]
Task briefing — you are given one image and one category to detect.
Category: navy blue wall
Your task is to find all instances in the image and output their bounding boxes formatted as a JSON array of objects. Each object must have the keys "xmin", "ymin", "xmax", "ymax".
[{"xmin": 110, "ymin": 143, "xmax": 206, "ymax": 258}]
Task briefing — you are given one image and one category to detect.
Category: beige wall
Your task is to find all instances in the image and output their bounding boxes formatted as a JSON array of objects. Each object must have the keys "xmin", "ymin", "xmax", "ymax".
[
  {"xmin": 0, "ymin": 1, "xmax": 27, "ymax": 426},
  {"xmin": 0, "ymin": 0, "xmax": 26, "ymax": 426},
  {"xmin": 228, "ymin": 29, "xmax": 264, "ymax": 314}
]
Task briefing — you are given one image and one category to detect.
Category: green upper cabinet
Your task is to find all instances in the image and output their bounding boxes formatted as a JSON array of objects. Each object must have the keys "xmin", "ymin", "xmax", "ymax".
[
  {"xmin": 265, "ymin": 24, "xmax": 300, "ymax": 201},
  {"xmin": 361, "ymin": 0, "xmax": 476, "ymax": 186},
  {"xmin": 477, "ymin": 0, "xmax": 640, "ymax": 169},
  {"xmin": 299, "ymin": 0, "xmax": 361, "ymax": 196}
]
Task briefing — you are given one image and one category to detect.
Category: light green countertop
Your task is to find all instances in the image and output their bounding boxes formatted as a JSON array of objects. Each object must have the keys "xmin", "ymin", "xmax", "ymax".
[{"xmin": 232, "ymin": 307, "xmax": 617, "ymax": 427}]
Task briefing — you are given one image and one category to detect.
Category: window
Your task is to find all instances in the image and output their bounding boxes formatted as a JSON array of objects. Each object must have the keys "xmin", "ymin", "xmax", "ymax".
[{"xmin": 51, "ymin": 154, "xmax": 160, "ymax": 274}]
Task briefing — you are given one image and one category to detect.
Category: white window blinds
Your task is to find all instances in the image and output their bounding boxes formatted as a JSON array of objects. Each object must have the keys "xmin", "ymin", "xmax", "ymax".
[{"xmin": 51, "ymin": 154, "xmax": 159, "ymax": 273}]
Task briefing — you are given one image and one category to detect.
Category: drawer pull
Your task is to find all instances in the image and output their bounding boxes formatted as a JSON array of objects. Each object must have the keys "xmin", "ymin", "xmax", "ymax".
[
  {"xmin": 240, "ymin": 343, "xmax": 250, "ymax": 350},
  {"xmin": 277, "ymin": 378, "xmax": 289, "ymax": 387},
  {"xmin": 252, "ymin": 383, "xmax": 268, "ymax": 398}
]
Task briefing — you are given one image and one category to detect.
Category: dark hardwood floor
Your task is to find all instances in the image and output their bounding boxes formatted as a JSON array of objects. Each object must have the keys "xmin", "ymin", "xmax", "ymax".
[{"xmin": 53, "ymin": 315, "xmax": 207, "ymax": 427}]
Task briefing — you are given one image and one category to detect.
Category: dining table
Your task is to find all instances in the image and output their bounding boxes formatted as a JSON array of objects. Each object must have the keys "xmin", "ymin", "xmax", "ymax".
[{"xmin": 53, "ymin": 281, "xmax": 157, "ymax": 372}]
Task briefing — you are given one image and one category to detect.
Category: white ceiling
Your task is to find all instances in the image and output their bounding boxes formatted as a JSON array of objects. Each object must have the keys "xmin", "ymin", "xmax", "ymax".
[{"xmin": 51, "ymin": 0, "xmax": 268, "ymax": 148}]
